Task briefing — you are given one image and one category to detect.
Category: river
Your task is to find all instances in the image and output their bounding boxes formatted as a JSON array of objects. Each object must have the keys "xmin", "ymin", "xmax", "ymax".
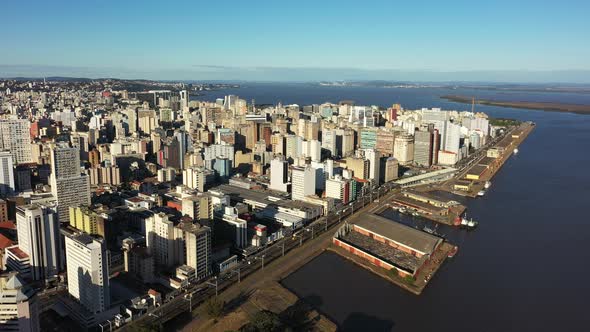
[{"xmin": 196, "ymin": 83, "xmax": 590, "ymax": 331}]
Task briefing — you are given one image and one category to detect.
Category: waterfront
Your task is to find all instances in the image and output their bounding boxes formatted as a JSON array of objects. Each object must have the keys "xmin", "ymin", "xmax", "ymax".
[{"xmin": 232, "ymin": 84, "xmax": 590, "ymax": 331}]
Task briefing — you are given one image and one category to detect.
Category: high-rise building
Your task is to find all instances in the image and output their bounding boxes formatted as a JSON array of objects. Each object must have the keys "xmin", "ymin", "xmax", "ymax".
[
  {"xmin": 445, "ymin": 122, "xmax": 461, "ymax": 155},
  {"xmin": 0, "ymin": 151, "xmax": 15, "ymax": 195},
  {"xmin": 291, "ymin": 166, "xmax": 316, "ymax": 201},
  {"xmin": 16, "ymin": 205, "xmax": 61, "ymax": 281},
  {"xmin": 325, "ymin": 175, "xmax": 351, "ymax": 204},
  {"xmin": 345, "ymin": 157, "xmax": 370, "ymax": 180},
  {"xmin": 0, "ymin": 119, "xmax": 32, "ymax": 165},
  {"xmin": 383, "ymin": 157, "xmax": 399, "ymax": 182},
  {"xmin": 269, "ymin": 158, "xmax": 289, "ymax": 192},
  {"xmin": 183, "ymin": 166, "xmax": 214, "ymax": 192},
  {"xmin": 49, "ymin": 144, "xmax": 91, "ymax": 224},
  {"xmin": 64, "ymin": 233, "xmax": 110, "ymax": 313},
  {"xmin": 0, "ymin": 271, "xmax": 40, "ymax": 332},
  {"xmin": 145, "ymin": 213, "xmax": 184, "ymax": 268},
  {"xmin": 363, "ymin": 149, "xmax": 381, "ymax": 183},
  {"xmin": 414, "ymin": 130, "xmax": 434, "ymax": 167},
  {"xmin": 180, "ymin": 223, "xmax": 211, "ymax": 280},
  {"xmin": 393, "ymin": 134, "xmax": 414, "ymax": 165}
]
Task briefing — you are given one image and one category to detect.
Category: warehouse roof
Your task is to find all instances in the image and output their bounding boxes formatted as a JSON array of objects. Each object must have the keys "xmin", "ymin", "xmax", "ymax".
[{"xmin": 354, "ymin": 214, "xmax": 441, "ymax": 255}]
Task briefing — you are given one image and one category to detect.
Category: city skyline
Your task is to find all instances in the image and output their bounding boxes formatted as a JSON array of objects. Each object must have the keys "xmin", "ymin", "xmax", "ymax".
[{"xmin": 1, "ymin": 0, "xmax": 590, "ymax": 82}]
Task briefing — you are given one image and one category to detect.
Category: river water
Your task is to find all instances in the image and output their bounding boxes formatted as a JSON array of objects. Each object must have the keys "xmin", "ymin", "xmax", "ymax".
[{"xmin": 195, "ymin": 84, "xmax": 590, "ymax": 331}]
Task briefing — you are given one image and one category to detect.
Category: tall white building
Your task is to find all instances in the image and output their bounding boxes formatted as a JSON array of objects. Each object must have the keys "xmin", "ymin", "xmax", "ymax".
[
  {"xmin": 291, "ymin": 166, "xmax": 316, "ymax": 201},
  {"xmin": 64, "ymin": 233, "xmax": 110, "ymax": 313},
  {"xmin": 0, "ymin": 272, "xmax": 40, "ymax": 332},
  {"xmin": 0, "ymin": 119, "xmax": 32, "ymax": 165},
  {"xmin": 0, "ymin": 151, "xmax": 15, "ymax": 195},
  {"xmin": 145, "ymin": 213, "xmax": 184, "ymax": 268},
  {"xmin": 49, "ymin": 144, "xmax": 91, "ymax": 224},
  {"xmin": 444, "ymin": 122, "xmax": 461, "ymax": 155},
  {"xmin": 393, "ymin": 135, "xmax": 415, "ymax": 165},
  {"xmin": 16, "ymin": 205, "xmax": 61, "ymax": 281},
  {"xmin": 363, "ymin": 149, "xmax": 381, "ymax": 183},
  {"xmin": 269, "ymin": 158, "xmax": 288, "ymax": 192}
]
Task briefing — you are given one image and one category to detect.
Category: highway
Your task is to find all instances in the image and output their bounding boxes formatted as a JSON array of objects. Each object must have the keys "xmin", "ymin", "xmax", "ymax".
[{"xmin": 116, "ymin": 181, "xmax": 399, "ymax": 331}]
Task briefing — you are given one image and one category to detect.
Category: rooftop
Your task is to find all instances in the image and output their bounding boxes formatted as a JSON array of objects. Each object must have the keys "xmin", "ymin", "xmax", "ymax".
[{"xmin": 354, "ymin": 214, "xmax": 441, "ymax": 255}]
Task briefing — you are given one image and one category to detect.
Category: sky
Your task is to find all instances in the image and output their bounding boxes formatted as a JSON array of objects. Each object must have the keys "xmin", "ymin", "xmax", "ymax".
[{"xmin": 1, "ymin": 0, "xmax": 589, "ymax": 82}]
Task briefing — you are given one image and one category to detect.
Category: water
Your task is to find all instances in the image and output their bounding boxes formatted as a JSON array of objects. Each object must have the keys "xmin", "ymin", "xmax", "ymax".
[{"xmin": 202, "ymin": 83, "xmax": 590, "ymax": 331}]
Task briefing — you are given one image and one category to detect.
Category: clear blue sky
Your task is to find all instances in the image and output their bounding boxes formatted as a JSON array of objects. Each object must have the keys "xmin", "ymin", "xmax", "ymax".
[{"xmin": 1, "ymin": 0, "xmax": 589, "ymax": 81}]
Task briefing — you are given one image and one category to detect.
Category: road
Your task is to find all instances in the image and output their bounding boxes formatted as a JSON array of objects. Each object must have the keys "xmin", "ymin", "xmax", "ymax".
[{"xmin": 117, "ymin": 182, "xmax": 399, "ymax": 331}]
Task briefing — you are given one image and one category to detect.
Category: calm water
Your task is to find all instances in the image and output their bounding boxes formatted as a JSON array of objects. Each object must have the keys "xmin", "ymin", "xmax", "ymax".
[{"xmin": 204, "ymin": 84, "xmax": 590, "ymax": 331}]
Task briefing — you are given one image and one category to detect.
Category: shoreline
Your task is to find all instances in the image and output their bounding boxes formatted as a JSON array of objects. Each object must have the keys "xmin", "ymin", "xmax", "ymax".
[{"xmin": 441, "ymin": 95, "xmax": 590, "ymax": 115}]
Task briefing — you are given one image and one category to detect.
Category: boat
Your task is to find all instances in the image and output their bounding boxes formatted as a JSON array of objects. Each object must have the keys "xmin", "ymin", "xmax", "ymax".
[
  {"xmin": 467, "ymin": 219, "xmax": 479, "ymax": 229},
  {"xmin": 399, "ymin": 207, "xmax": 407, "ymax": 214},
  {"xmin": 412, "ymin": 211, "xmax": 420, "ymax": 217},
  {"xmin": 513, "ymin": 148, "xmax": 519, "ymax": 155},
  {"xmin": 484, "ymin": 181, "xmax": 492, "ymax": 189},
  {"xmin": 422, "ymin": 226, "xmax": 435, "ymax": 234},
  {"xmin": 460, "ymin": 217, "xmax": 469, "ymax": 227},
  {"xmin": 477, "ymin": 190, "xmax": 485, "ymax": 197},
  {"xmin": 448, "ymin": 246, "xmax": 459, "ymax": 258}
]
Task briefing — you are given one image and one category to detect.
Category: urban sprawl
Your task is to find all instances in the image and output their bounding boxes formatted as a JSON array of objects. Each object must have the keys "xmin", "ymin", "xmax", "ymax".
[{"xmin": 0, "ymin": 79, "xmax": 532, "ymax": 331}]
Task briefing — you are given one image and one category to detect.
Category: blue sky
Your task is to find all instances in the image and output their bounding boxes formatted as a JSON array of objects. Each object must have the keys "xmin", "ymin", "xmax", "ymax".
[{"xmin": 1, "ymin": 0, "xmax": 589, "ymax": 82}]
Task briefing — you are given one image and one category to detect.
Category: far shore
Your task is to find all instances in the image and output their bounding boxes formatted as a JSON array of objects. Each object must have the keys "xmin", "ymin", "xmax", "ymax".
[{"xmin": 441, "ymin": 95, "xmax": 590, "ymax": 115}]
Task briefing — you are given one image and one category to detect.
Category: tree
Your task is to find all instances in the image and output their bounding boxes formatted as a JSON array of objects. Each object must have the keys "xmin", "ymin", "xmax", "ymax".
[
  {"xmin": 241, "ymin": 310, "xmax": 283, "ymax": 332},
  {"xmin": 205, "ymin": 297, "xmax": 225, "ymax": 319},
  {"xmin": 403, "ymin": 275, "xmax": 415, "ymax": 284}
]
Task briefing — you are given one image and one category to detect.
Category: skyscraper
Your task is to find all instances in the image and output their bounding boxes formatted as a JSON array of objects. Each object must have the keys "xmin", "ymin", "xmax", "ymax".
[
  {"xmin": 0, "ymin": 151, "xmax": 15, "ymax": 195},
  {"xmin": 269, "ymin": 158, "xmax": 289, "ymax": 192},
  {"xmin": 49, "ymin": 144, "xmax": 91, "ymax": 224},
  {"xmin": 181, "ymin": 223, "xmax": 211, "ymax": 280},
  {"xmin": 291, "ymin": 166, "xmax": 316, "ymax": 201},
  {"xmin": 64, "ymin": 233, "xmax": 110, "ymax": 313},
  {"xmin": 414, "ymin": 130, "xmax": 434, "ymax": 167},
  {"xmin": 16, "ymin": 205, "xmax": 61, "ymax": 281}
]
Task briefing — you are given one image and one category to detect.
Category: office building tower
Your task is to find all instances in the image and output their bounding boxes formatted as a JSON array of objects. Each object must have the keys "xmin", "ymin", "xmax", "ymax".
[
  {"xmin": 0, "ymin": 119, "xmax": 33, "ymax": 164},
  {"xmin": 0, "ymin": 271, "xmax": 40, "ymax": 332},
  {"xmin": 445, "ymin": 122, "xmax": 462, "ymax": 155},
  {"xmin": 393, "ymin": 134, "xmax": 414, "ymax": 165},
  {"xmin": 181, "ymin": 223, "xmax": 211, "ymax": 280},
  {"xmin": 16, "ymin": 205, "xmax": 61, "ymax": 281},
  {"xmin": 383, "ymin": 157, "xmax": 399, "ymax": 182},
  {"xmin": 321, "ymin": 129, "xmax": 337, "ymax": 157},
  {"xmin": 213, "ymin": 157, "xmax": 231, "ymax": 179},
  {"xmin": 145, "ymin": 213, "xmax": 184, "ymax": 268},
  {"xmin": 64, "ymin": 233, "xmax": 110, "ymax": 313},
  {"xmin": 269, "ymin": 158, "xmax": 289, "ymax": 192},
  {"xmin": 291, "ymin": 166, "xmax": 316, "ymax": 201},
  {"xmin": 49, "ymin": 144, "xmax": 91, "ymax": 224},
  {"xmin": 363, "ymin": 149, "xmax": 381, "ymax": 183},
  {"xmin": 0, "ymin": 151, "xmax": 15, "ymax": 195},
  {"xmin": 346, "ymin": 157, "xmax": 370, "ymax": 180},
  {"xmin": 414, "ymin": 130, "xmax": 434, "ymax": 167}
]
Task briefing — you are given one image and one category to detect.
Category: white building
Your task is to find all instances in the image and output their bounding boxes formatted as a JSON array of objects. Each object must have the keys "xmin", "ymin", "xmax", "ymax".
[
  {"xmin": 363, "ymin": 149, "xmax": 381, "ymax": 183},
  {"xmin": 393, "ymin": 134, "xmax": 414, "ymax": 165},
  {"xmin": 64, "ymin": 233, "xmax": 110, "ymax": 313},
  {"xmin": 16, "ymin": 205, "xmax": 61, "ymax": 281},
  {"xmin": 291, "ymin": 166, "xmax": 316, "ymax": 201},
  {"xmin": 269, "ymin": 158, "xmax": 288, "ymax": 192},
  {"xmin": 0, "ymin": 151, "xmax": 15, "ymax": 195},
  {"xmin": 0, "ymin": 119, "xmax": 32, "ymax": 165},
  {"xmin": 0, "ymin": 272, "xmax": 40, "ymax": 332},
  {"xmin": 183, "ymin": 166, "xmax": 214, "ymax": 192},
  {"xmin": 145, "ymin": 213, "xmax": 184, "ymax": 268}
]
